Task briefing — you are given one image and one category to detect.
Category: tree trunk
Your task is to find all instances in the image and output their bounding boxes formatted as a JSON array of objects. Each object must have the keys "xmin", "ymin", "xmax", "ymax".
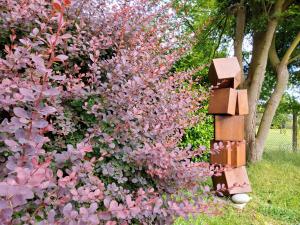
[
  {"xmin": 293, "ymin": 111, "xmax": 298, "ymax": 152},
  {"xmin": 246, "ymin": 30, "xmax": 279, "ymax": 162},
  {"xmin": 234, "ymin": 0, "xmax": 245, "ymax": 69},
  {"xmin": 245, "ymin": 0, "xmax": 285, "ymax": 162},
  {"xmin": 256, "ymin": 66, "xmax": 289, "ymax": 157}
]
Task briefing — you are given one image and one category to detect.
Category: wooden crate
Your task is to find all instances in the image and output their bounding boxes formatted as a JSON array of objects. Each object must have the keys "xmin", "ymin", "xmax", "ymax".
[
  {"xmin": 215, "ymin": 115, "xmax": 244, "ymax": 141},
  {"xmin": 208, "ymin": 88, "xmax": 237, "ymax": 115},
  {"xmin": 231, "ymin": 141, "xmax": 246, "ymax": 167},
  {"xmin": 236, "ymin": 89, "xmax": 249, "ymax": 115},
  {"xmin": 210, "ymin": 140, "xmax": 232, "ymax": 165},
  {"xmin": 210, "ymin": 140, "xmax": 246, "ymax": 167},
  {"xmin": 212, "ymin": 166, "xmax": 252, "ymax": 195},
  {"xmin": 208, "ymin": 57, "xmax": 242, "ymax": 89}
]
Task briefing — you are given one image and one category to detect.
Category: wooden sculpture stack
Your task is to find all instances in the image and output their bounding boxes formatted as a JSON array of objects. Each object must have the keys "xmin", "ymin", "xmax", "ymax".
[{"xmin": 208, "ymin": 57, "xmax": 251, "ymax": 204}]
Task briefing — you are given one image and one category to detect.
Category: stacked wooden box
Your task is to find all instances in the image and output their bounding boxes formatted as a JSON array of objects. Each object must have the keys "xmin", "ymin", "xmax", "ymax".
[{"xmin": 208, "ymin": 57, "xmax": 252, "ymax": 196}]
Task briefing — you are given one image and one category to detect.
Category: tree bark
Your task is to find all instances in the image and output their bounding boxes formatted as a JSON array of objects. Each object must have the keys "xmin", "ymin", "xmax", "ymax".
[
  {"xmin": 256, "ymin": 66, "xmax": 289, "ymax": 157},
  {"xmin": 292, "ymin": 111, "xmax": 298, "ymax": 152},
  {"xmin": 234, "ymin": 0, "xmax": 245, "ymax": 69},
  {"xmin": 245, "ymin": 0, "xmax": 285, "ymax": 162}
]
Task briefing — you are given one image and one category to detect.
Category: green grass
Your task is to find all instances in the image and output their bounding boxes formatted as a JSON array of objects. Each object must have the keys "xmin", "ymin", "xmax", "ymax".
[{"xmin": 175, "ymin": 129, "xmax": 300, "ymax": 225}]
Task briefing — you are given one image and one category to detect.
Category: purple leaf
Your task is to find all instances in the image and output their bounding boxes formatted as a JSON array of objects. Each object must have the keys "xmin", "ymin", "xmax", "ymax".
[
  {"xmin": 125, "ymin": 195, "xmax": 134, "ymax": 208},
  {"xmin": 130, "ymin": 207, "xmax": 141, "ymax": 217},
  {"xmin": 0, "ymin": 208, "xmax": 13, "ymax": 222},
  {"xmin": 105, "ymin": 221, "xmax": 117, "ymax": 225},
  {"xmin": 43, "ymin": 88, "xmax": 60, "ymax": 96},
  {"xmin": 79, "ymin": 207, "xmax": 88, "ymax": 215},
  {"xmin": 15, "ymin": 129, "xmax": 26, "ymax": 144},
  {"xmin": 108, "ymin": 143, "xmax": 115, "ymax": 149},
  {"xmin": 116, "ymin": 210, "xmax": 127, "ymax": 219},
  {"xmin": 31, "ymin": 28, "xmax": 39, "ymax": 36},
  {"xmin": 61, "ymin": 33, "xmax": 72, "ymax": 39},
  {"xmin": 19, "ymin": 117, "xmax": 30, "ymax": 124},
  {"xmin": 89, "ymin": 215, "xmax": 99, "ymax": 224},
  {"xmin": 11, "ymin": 194, "xmax": 26, "ymax": 207},
  {"xmin": 4, "ymin": 139, "xmax": 20, "ymax": 152},
  {"xmin": 0, "ymin": 183, "xmax": 34, "ymax": 199},
  {"xmin": 13, "ymin": 107, "xmax": 30, "ymax": 119},
  {"xmin": 55, "ymin": 54, "xmax": 68, "ymax": 62},
  {"xmin": 48, "ymin": 209, "xmax": 56, "ymax": 223},
  {"xmin": 70, "ymin": 210, "xmax": 78, "ymax": 219},
  {"xmin": 31, "ymin": 55, "xmax": 45, "ymax": 68},
  {"xmin": 32, "ymin": 119, "xmax": 48, "ymax": 128},
  {"xmin": 63, "ymin": 203, "xmax": 73, "ymax": 216},
  {"xmin": 50, "ymin": 75, "xmax": 66, "ymax": 81},
  {"xmin": 204, "ymin": 185, "xmax": 210, "ymax": 192},
  {"xmin": 4, "ymin": 139, "xmax": 19, "ymax": 148},
  {"xmin": 19, "ymin": 88, "xmax": 35, "ymax": 98},
  {"xmin": 0, "ymin": 200, "xmax": 9, "ymax": 210},
  {"xmin": 104, "ymin": 198, "xmax": 111, "ymax": 208},
  {"xmin": 153, "ymin": 199, "xmax": 163, "ymax": 213},
  {"xmin": 38, "ymin": 106, "xmax": 57, "ymax": 116},
  {"xmin": 109, "ymin": 200, "xmax": 119, "ymax": 211},
  {"xmin": 89, "ymin": 203, "xmax": 98, "ymax": 213}
]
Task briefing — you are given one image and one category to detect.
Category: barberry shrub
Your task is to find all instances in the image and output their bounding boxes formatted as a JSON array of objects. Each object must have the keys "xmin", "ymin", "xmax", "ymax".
[{"xmin": 0, "ymin": 0, "xmax": 216, "ymax": 224}]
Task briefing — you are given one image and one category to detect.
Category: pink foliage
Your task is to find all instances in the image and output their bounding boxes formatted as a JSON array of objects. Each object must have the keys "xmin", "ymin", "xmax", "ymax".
[{"xmin": 0, "ymin": 0, "xmax": 216, "ymax": 224}]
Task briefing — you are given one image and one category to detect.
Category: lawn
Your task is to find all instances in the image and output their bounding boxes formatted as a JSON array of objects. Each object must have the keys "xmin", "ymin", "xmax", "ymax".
[{"xmin": 175, "ymin": 129, "xmax": 300, "ymax": 225}]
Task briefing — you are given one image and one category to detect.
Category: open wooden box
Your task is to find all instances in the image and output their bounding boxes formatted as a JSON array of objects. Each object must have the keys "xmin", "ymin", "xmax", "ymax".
[
  {"xmin": 210, "ymin": 140, "xmax": 246, "ymax": 167},
  {"xmin": 208, "ymin": 88, "xmax": 237, "ymax": 115},
  {"xmin": 212, "ymin": 166, "xmax": 252, "ymax": 195},
  {"xmin": 208, "ymin": 57, "xmax": 242, "ymax": 89}
]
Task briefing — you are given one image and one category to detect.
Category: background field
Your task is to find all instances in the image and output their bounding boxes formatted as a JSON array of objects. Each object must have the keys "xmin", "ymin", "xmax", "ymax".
[
  {"xmin": 175, "ymin": 129, "xmax": 300, "ymax": 225},
  {"xmin": 264, "ymin": 128, "xmax": 298, "ymax": 152}
]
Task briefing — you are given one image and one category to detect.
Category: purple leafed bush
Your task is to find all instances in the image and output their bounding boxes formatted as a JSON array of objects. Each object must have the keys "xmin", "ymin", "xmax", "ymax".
[{"xmin": 0, "ymin": 0, "xmax": 215, "ymax": 224}]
